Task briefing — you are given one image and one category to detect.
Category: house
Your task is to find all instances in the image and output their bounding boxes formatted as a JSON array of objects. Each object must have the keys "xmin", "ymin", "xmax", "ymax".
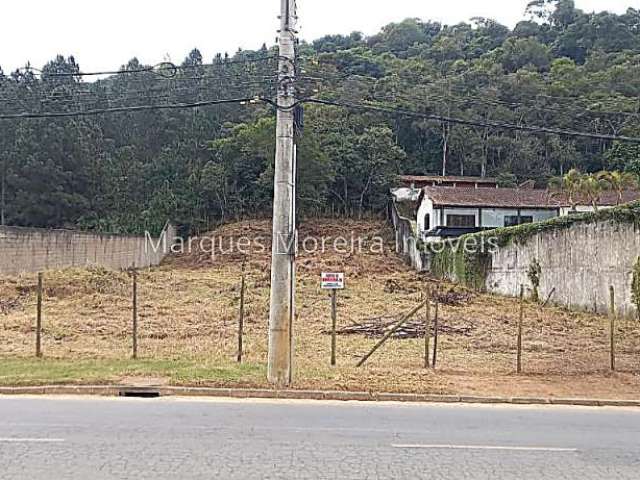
[
  {"xmin": 416, "ymin": 186, "xmax": 640, "ymax": 242},
  {"xmin": 557, "ymin": 190, "xmax": 640, "ymax": 216}
]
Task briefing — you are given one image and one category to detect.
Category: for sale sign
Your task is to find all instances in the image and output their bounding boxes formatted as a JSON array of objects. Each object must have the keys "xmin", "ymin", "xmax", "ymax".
[{"xmin": 321, "ymin": 272, "xmax": 345, "ymax": 290}]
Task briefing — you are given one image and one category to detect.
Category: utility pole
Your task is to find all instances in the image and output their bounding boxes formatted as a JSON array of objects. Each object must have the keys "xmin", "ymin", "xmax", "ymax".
[
  {"xmin": 268, "ymin": 0, "xmax": 297, "ymax": 386},
  {"xmin": 1, "ymin": 156, "xmax": 6, "ymax": 226}
]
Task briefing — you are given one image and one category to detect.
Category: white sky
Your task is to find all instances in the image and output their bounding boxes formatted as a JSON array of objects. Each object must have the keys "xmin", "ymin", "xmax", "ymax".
[{"xmin": 0, "ymin": 0, "xmax": 633, "ymax": 73}]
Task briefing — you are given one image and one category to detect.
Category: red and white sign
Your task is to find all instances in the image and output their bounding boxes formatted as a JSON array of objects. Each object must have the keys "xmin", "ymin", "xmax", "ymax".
[{"xmin": 321, "ymin": 272, "xmax": 345, "ymax": 290}]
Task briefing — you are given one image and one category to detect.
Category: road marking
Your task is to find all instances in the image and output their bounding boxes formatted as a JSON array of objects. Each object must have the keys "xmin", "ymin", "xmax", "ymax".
[
  {"xmin": 392, "ymin": 444, "xmax": 577, "ymax": 453},
  {"xmin": 0, "ymin": 438, "xmax": 65, "ymax": 443}
]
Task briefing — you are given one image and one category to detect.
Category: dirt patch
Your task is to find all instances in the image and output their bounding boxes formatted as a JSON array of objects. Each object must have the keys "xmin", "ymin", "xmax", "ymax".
[{"xmin": 6, "ymin": 268, "xmax": 129, "ymax": 300}]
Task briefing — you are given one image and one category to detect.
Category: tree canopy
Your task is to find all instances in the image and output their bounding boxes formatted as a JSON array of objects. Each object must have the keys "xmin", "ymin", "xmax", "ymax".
[{"xmin": 1, "ymin": 2, "xmax": 640, "ymax": 233}]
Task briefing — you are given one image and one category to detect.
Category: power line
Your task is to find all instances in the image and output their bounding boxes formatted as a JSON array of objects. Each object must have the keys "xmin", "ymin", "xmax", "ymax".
[
  {"xmin": 21, "ymin": 56, "xmax": 279, "ymax": 78},
  {"xmin": 0, "ymin": 78, "xmax": 277, "ymax": 106},
  {"xmin": 0, "ymin": 97, "xmax": 261, "ymax": 120},
  {"xmin": 300, "ymin": 98, "xmax": 640, "ymax": 144},
  {"xmin": 299, "ymin": 66, "xmax": 640, "ymax": 118},
  {"xmin": 3, "ymin": 92, "xmax": 638, "ymax": 145}
]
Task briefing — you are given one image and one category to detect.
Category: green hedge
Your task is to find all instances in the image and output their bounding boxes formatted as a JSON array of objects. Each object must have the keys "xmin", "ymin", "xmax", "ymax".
[{"xmin": 428, "ymin": 242, "xmax": 491, "ymax": 291}]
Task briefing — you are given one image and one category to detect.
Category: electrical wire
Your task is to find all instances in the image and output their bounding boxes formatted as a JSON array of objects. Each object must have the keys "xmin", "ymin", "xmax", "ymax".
[
  {"xmin": 299, "ymin": 98, "xmax": 640, "ymax": 144},
  {"xmin": 299, "ymin": 66, "xmax": 640, "ymax": 118},
  {"xmin": 20, "ymin": 56, "xmax": 279, "ymax": 78},
  {"xmin": 0, "ymin": 97, "xmax": 262, "ymax": 120}
]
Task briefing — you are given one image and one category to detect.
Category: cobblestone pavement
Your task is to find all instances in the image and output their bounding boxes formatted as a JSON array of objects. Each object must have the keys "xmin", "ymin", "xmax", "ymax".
[{"xmin": 0, "ymin": 396, "xmax": 639, "ymax": 479}]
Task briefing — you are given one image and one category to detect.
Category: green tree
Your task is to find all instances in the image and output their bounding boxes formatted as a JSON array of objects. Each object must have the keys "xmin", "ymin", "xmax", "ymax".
[
  {"xmin": 597, "ymin": 171, "xmax": 639, "ymax": 205},
  {"xmin": 549, "ymin": 168, "xmax": 583, "ymax": 212}
]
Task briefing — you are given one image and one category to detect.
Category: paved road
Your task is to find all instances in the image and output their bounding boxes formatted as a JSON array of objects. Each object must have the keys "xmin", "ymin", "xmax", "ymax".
[{"xmin": 0, "ymin": 396, "xmax": 639, "ymax": 479}]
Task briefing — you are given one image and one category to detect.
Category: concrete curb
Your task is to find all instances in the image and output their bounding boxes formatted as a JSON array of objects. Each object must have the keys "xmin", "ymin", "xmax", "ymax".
[{"xmin": 0, "ymin": 385, "xmax": 639, "ymax": 408}]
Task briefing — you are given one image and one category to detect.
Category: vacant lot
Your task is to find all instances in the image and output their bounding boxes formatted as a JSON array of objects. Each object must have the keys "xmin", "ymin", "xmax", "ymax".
[{"xmin": 1, "ymin": 219, "xmax": 639, "ymax": 399}]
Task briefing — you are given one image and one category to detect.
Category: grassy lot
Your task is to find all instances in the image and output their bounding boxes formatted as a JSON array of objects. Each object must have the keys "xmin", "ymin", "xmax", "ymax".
[
  {"xmin": 1, "ymin": 219, "xmax": 639, "ymax": 399},
  {"xmin": 0, "ymin": 358, "xmax": 264, "ymax": 387}
]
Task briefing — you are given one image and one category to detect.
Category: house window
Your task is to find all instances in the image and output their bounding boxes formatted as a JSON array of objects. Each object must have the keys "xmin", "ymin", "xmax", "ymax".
[
  {"xmin": 446, "ymin": 214, "xmax": 476, "ymax": 228},
  {"xmin": 424, "ymin": 213, "xmax": 431, "ymax": 231},
  {"xmin": 504, "ymin": 215, "xmax": 534, "ymax": 227}
]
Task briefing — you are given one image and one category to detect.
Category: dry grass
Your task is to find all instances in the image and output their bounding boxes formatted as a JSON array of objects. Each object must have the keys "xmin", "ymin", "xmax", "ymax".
[{"xmin": 1, "ymin": 218, "xmax": 639, "ymax": 399}]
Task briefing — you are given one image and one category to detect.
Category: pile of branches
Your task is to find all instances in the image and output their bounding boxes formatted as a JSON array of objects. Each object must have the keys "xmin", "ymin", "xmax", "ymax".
[
  {"xmin": 433, "ymin": 289, "xmax": 473, "ymax": 306},
  {"xmin": 0, "ymin": 296, "xmax": 23, "ymax": 315},
  {"xmin": 383, "ymin": 281, "xmax": 473, "ymax": 307},
  {"xmin": 331, "ymin": 316, "xmax": 474, "ymax": 339}
]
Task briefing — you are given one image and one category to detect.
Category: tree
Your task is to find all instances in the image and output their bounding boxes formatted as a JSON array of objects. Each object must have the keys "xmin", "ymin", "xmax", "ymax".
[
  {"xmin": 2, "ymin": 9, "xmax": 640, "ymax": 233},
  {"xmin": 606, "ymin": 135, "xmax": 640, "ymax": 175},
  {"xmin": 579, "ymin": 173, "xmax": 608, "ymax": 211},
  {"xmin": 499, "ymin": 37, "xmax": 552, "ymax": 72},
  {"xmin": 374, "ymin": 19, "xmax": 433, "ymax": 54},
  {"xmin": 597, "ymin": 171, "xmax": 639, "ymax": 205},
  {"xmin": 549, "ymin": 168, "xmax": 583, "ymax": 212},
  {"xmin": 353, "ymin": 126, "xmax": 406, "ymax": 217},
  {"xmin": 526, "ymin": 0, "xmax": 579, "ymax": 30}
]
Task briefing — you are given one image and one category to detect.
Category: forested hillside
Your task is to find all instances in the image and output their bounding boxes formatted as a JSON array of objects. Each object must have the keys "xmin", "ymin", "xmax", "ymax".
[{"xmin": 1, "ymin": 0, "xmax": 639, "ymax": 234}]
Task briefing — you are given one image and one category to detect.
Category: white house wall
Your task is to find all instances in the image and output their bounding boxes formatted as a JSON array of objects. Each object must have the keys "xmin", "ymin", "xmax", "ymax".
[
  {"xmin": 559, "ymin": 205, "xmax": 615, "ymax": 216},
  {"xmin": 442, "ymin": 208, "xmax": 480, "ymax": 226},
  {"xmin": 521, "ymin": 209, "xmax": 558, "ymax": 222},
  {"xmin": 481, "ymin": 209, "xmax": 514, "ymax": 228},
  {"xmin": 481, "ymin": 208, "xmax": 557, "ymax": 228},
  {"xmin": 417, "ymin": 198, "xmax": 434, "ymax": 234},
  {"xmin": 418, "ymin": 196, "xmax": 566, "ymax": 236},
  {"xmin": 417, "ymin": 202, "xmax": 558, "ymax": 233}
]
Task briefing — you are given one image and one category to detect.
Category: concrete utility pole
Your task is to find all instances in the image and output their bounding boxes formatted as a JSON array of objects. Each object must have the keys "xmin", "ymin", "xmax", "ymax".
[
  {"xmin": 268, "ymin": 0, "xmax": 298, "ymax": 386},
  {"xmin": 1, "ymin": 156, "xmax": 6, "ymax": 226}
]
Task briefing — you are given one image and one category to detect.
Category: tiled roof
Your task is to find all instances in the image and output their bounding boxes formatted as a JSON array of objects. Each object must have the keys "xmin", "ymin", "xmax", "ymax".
[
  {"xmin": 423, "ymin": 187, "xmax": 640, "ymax": 209},
  {"xmin": 589, "ymin": 190, "xmax": 640, "ymax": 206}
]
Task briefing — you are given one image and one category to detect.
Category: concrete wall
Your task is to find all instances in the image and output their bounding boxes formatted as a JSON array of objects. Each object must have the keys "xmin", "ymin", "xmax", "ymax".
[
  {"xmin": 390, "ymin": 201, "xmax": 430, "ymax": 272},
  {"xmin": 0, "ymin": 222, "xmax": 177, "ymax": 276},
  {"xmin": 395, "ymin": 196, "xmax": 640, "ymax": 317},
  {"xmin": 485, "ymin": 219, "xmax": 640, "ymax": 318}
]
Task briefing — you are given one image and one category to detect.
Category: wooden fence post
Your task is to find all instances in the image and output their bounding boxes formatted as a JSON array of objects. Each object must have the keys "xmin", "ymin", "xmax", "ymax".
[
  {"xmin": 357, "ymin": 299, "xmax": 428, "ymax": 367},
  {"xmin": 609, "ymin": 285, "xmax": 616, "ymax": 372},
  {"xmin": 517, "ymin": 284, "xmax": 524, "ymax": 374},
  {"xmin": 237, "ymin": 258, "xmax": 246, "ymax": 363},
  {"xmin": 36, "ymin": 272, "xmax": 43, "ymax": 358},
  {"xmin": 132, "ymin": 268, "xmax": 138, "ymax": 360},
  {"xmin": 424, "ymin": 287, "xmax": 431, "ymax": 369},
  {"xmin": 432, "ymin": 300, "xmax": 439, "ymax": 369},
  {"xmin": 331, "ymin": 289, "xmax": 338, "ymax": 366}
]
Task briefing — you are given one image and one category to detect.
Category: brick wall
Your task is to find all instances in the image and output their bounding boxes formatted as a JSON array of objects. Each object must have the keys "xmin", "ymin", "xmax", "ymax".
[{"xmin": 0, "ymin": 223, "xmax": 176, "ymax": 276}]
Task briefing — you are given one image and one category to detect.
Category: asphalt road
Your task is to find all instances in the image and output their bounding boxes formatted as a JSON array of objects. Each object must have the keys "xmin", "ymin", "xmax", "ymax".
[{"xmin": 0, "ymin": 396, "xmax": 639, "ymax": 479}]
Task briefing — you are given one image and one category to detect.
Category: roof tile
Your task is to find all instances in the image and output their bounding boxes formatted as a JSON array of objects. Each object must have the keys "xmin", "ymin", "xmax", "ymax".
[{"xmin": 423, "ymin": 187, "xmax": 640, "ymax": 208}]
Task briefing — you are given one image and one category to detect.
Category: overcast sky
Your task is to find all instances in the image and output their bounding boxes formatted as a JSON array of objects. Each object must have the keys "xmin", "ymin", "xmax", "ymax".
[{"xmin": 0, "ymin": 0, "xmax": 633, "ymax": 73}]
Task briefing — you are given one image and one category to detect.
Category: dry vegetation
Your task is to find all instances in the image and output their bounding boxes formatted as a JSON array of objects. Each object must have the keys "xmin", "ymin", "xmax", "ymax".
[{"xmin": 1, "ymin": 218, "xmax": 639, "ymax": 399}]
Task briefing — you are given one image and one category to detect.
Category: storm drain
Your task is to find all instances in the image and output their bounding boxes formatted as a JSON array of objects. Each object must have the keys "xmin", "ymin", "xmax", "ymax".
[{"xmin": 118, "ymin": 387, "xmax": 161, "ymax": 398}]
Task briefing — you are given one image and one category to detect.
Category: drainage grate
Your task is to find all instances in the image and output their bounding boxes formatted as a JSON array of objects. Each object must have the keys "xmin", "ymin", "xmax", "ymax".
[{"xmin": 118, "ymin": 388, "xmax": 161, "ymax": 398}]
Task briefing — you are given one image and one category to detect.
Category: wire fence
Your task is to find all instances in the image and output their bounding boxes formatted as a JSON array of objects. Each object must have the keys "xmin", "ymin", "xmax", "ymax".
[{"xmin": 1, "ymin": 267, "xmax": 639, "ymax": 379}]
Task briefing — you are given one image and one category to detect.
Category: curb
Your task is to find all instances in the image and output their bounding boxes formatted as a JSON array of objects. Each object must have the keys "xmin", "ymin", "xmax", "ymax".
[{"xmin": 0, "ymin": 385, "xmax": 639, "ymax": 408}]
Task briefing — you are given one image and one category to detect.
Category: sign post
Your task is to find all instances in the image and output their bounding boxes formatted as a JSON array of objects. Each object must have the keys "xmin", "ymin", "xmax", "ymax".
[{"xmin": 321, "ymin": 273, "xmax": 345, "ymax": 366}]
